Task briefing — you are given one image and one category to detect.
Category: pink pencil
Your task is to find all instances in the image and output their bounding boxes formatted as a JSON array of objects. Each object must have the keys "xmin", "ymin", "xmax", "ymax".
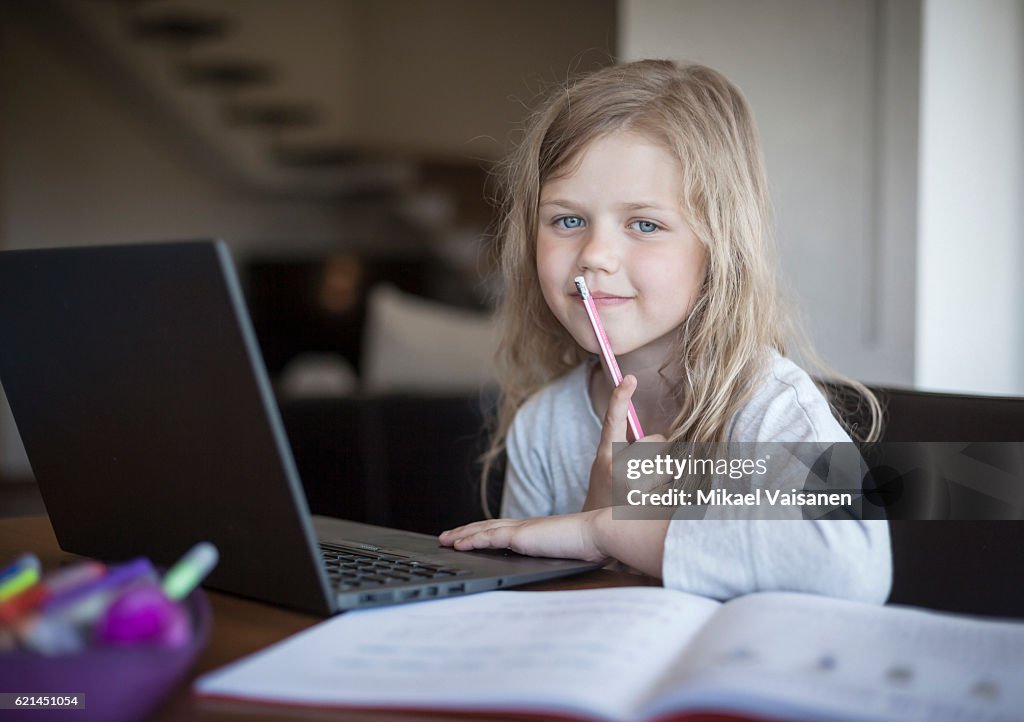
[{"xmin": 574, "ymin": 276, "xmax": 644, "ymax": 442}]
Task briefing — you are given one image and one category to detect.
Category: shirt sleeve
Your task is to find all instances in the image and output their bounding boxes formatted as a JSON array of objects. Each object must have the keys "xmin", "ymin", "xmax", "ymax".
[
  {"xmin": 661, "ymin": 518, "xmax": 892, "ymax": 603},
  {"xmin": 660, "ymin": 360, "xmax": 893, "ymax": 604},
  {"xmin": 500, "ymin": 408, "xmax": 555, "ymax": 518}
]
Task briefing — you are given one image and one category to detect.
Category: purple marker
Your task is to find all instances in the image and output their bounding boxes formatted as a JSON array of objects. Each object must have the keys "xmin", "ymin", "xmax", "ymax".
[
  {"xmin": 97, "ymin": 542, "xmax": 218, "ymax": 647},
  {"xmin": 42, "ymin": 557, "xmax": 156, "ymax": 626},
  {"xmin": 96, "ymin": 582, "xmax": 189, "ymax": 647}
]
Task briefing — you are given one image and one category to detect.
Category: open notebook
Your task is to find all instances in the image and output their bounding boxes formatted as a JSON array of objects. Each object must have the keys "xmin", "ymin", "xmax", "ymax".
[{"xmin": 194, "ymin": 587, "xmax": 1024, "ymax": 722}]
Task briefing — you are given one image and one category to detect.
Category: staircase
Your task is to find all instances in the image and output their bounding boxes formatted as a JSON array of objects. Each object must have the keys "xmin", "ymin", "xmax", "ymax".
[{"xmin": 33, "ymin": 0, "xmax": 413, "ymax": 196}]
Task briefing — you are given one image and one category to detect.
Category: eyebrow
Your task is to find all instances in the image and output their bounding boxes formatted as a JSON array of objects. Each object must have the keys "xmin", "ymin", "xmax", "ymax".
[{"xmin": 539, "ymin": 199, "xmax": 677, "ymax": 213}]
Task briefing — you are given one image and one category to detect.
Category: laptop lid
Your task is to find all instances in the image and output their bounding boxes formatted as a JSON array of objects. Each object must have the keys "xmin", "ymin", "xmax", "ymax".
[
  {"xmin": 0, "ymin": 241, "xmax": 335, "ymax": 612},
  {"xmin": 0, "ymin": 241, "xmax": 601, "ymax": 615}
]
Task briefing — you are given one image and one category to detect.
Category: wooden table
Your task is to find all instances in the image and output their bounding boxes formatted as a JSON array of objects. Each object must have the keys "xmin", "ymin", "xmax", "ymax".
[{"xmin": 1, "ymin": 516, "xmax": 665, "ymax": 721}]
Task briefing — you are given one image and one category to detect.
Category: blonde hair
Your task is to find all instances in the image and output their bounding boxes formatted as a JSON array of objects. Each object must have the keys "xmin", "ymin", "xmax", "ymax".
[{"xmin": 480, "ymin": 60, "xmax": 881, "ymax": 514}]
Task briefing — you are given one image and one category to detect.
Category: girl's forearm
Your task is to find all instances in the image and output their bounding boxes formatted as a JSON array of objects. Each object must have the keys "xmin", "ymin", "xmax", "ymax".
[{"xmin": 590, "ymin": 508, "xmax": 672, "ymax": 579}]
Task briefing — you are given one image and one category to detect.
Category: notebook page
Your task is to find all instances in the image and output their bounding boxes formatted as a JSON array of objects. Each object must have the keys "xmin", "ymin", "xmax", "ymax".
[
  {"xmin": 642, "ymin": 591, "xmax": 1024, "ymax": 722},
  {"xmin": 195, "ymin": 588, "xmax": 720, "ymax": 721}
]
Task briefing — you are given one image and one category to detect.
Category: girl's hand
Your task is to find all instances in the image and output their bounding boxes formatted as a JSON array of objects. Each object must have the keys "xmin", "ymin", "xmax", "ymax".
[
  {"xmin": 438, "ymin": 509, "xmax": 611, "ymax": 564},
  {"xmin": 583, "ymin": 375, "xmax": 666, "ymax": 511}
]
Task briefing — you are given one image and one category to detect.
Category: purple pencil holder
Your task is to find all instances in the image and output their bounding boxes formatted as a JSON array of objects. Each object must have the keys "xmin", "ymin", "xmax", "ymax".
[{"xmin": 0, "ymin": 588, "xmax": 211, "ymax": 722}]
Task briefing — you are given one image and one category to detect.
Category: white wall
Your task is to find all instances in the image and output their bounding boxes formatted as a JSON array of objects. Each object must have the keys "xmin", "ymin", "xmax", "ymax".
[
  {"xmin": 622, "ymin": 0, "xmax": 1024, "ymax": 397},
  {"xmin": 916, "ymin": 0, "xmax": 1024, "ymax": 394},
  {"xmin": 350, "ymin": 0, "xmax": 616, "ymax": 158},
  {"xmin": 619, "ymin": 0, "xmax": 920, "ymax": 388}
]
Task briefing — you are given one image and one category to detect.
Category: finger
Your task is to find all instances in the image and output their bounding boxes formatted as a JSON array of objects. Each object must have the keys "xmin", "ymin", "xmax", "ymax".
[
  {"xmin": 613, "ymin": 432, "xmax": 669, "ymax": 468},
  {"xmin": 440, "ymin": 523, "xmax": 486, "ymax": 545},
  {"xmin": 599, "ymin": 375, "xmax": 638, "ymax": 452},
  {"xmin": 440, "ymin": 519, "xmax": 514, "ymax": 537},
  {"xmin": 438, "ymin": 520, "xmax": 518, "ymax": 545},
  {"xmin": 452, "ymin": 525, "xmax": 516, "ymax": 551},
  {"xmin": 636, "ymin": 433, "xmax": 672, "ymax": 458}
]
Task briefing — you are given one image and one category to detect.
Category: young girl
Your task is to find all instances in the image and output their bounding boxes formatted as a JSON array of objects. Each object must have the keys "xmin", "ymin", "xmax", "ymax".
[{"xmin": 438, "ymin": 60, "xmax": 892, "ymax": 604}]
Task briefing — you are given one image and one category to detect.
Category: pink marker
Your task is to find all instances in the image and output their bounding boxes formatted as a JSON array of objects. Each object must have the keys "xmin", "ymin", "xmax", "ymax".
[{"xmin": 574, "ymin": 276, "xmax": 644, "ymax": 442}]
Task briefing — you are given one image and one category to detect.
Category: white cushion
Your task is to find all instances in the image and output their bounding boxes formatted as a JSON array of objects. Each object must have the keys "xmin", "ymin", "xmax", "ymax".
[
  {"xmin": 278, "ymin": 353, "xmax": 358, "ymax": 399},
  {"xmin": 362, "ymin": 283, "xmax": 497, "ymax": 393}
]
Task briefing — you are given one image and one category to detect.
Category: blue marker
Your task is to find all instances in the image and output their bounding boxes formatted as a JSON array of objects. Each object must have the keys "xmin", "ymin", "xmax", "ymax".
[{"xmin": 0, "ymin": 553, "xmax": 40, "ymax": 585}]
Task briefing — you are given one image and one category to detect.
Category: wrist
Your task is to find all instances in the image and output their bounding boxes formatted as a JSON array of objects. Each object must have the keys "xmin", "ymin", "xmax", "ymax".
[
  {"xmin": 586, "ymin": 507, "xmax": 614, "ymax": 561},
  {"xmin": 582, "ymin": 481, "xmax": 610, "ymax": 512}
]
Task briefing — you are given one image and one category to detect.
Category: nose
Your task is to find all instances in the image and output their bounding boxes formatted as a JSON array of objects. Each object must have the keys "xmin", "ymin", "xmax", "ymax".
[{"xmin": 576, "ymin": 224, "xmax": 620, "ymax": 275}]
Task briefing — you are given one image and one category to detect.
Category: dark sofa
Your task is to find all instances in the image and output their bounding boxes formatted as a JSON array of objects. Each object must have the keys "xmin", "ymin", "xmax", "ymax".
[{"xmin": 278, "ymin": 385, "xmax": 1024, "ymax": 618}]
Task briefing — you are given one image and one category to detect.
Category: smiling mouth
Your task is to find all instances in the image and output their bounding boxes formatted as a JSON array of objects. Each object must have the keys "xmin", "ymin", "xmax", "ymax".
[
  {"xmin": 589, "ymin": 295, "xmax": 631, "ymax": 306},
  {"xmin": 568, "ymin": 292, "xmax": 632, "ymax": 308}
]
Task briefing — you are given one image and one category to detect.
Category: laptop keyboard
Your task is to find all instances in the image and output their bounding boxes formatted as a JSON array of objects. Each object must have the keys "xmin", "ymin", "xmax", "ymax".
[{"xmin": 319, "ymin": 541, "xmax": 471, "ymax": 592}]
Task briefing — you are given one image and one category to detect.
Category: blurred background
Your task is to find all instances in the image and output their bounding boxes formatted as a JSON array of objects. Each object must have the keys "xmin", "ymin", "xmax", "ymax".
[{"xmin": 0, "ymin": 0, "xmax": 1021, "ymax": 503}]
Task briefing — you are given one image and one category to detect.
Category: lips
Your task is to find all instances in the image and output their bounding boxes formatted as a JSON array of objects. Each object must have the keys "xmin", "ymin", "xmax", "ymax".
[
  {"xmin": 590, "ymin": 295, "xmax": 631, "ymax": 307},
  {"xmin": 568, "ymin": 289, "xmax": 633, "ymax": 307}
]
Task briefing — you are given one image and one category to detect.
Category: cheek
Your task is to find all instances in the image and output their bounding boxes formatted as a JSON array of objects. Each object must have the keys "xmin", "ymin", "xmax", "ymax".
[
  {"xmin": 535, "ymin": 238, "xmax": 568, "ymax": 309},
  {"xmin": 639, "ymin": 246, "xmax": 705, "ymax": 313}
]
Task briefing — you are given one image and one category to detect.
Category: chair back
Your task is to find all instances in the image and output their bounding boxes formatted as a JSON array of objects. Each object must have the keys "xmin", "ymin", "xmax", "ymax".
[{"xmin": 833, "ymin": 383, "xmax": 1024, "ymax": 617}]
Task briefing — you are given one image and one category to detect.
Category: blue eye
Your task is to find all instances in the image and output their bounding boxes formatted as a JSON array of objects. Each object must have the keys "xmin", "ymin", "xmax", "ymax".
[
  {"xmin": 555, "ymin": 216, "xmax": 584, "ymax": 229},
  {"xmin": 633, "ymin": 220, "xmax": 659, "ymax": 233}
]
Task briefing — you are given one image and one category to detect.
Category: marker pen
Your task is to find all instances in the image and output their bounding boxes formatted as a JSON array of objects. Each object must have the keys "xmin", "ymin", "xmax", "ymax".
[
  {"xmin": 574, "ymin": 276, "xmax": 644, "ymax": 442},
  {"xmin": 0, "ymin": 562, "xmax": 95, "ymax": 655},
  {"xmin": 98, "ymin": 542, "xmax": 218, "ymax": 647},
  {"xmin": 0, "ymin": 561, "xmax": 105, "ymax": 627},
  {"xmin": 0, "ymin": 583, "xmax": 46, "ymax": 625},
  {"xmin": 42, "ymin": 557, "xmax": 156, "ymax": 626},
  {"xmin": 0, "ymin": 565, "xmax": 39, "ymax": 603},
  {"xmin": 16, "ymin": 613, "xmax": 86, "ymax": 656},
  {"xmin": 96, "ymin": 583, "xmax": 189, "ymax": 647},
  {"xmin": 0, "ymin": 553, "xmax": 40, "ymax": 585},
  {"xmin": 41, "ymin": 560, "xmax": 106, "ymax": 598},
  {"xmin": 162, "ymin": 541, "xmax": 218, "ymax": 601}
]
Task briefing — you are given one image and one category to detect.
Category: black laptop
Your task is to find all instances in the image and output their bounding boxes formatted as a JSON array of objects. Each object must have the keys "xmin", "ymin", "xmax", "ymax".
[{"xmin": 0, "ymin": 241, "xmax": 599, "ymax": 614}]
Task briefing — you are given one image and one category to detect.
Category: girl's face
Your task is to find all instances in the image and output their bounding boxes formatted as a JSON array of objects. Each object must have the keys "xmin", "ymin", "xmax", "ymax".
[{"xmin": 536, "ymin": 131, "xmax": 706, "ymax": 366}]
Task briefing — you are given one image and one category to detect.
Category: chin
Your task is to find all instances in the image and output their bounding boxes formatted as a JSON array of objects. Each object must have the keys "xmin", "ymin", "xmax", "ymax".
[
  {"xmin": 565, "ymin": 327, "xmax": 600, "ymax": 355},
  {"xmin": 575, "ymin": 338, "xmax": 601, "ymax": 356}
]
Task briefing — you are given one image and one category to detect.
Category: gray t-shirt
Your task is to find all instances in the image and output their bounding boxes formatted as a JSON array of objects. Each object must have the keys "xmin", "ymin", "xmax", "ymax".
[{"xmin": 500, "ymin": 353, "xmax": 892, "ymax": 603}]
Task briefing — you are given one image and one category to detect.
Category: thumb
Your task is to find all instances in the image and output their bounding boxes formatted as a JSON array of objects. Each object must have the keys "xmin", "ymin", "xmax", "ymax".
[
  {"xmin": 599, "ymin": 375, "xmax": 638, "ymax": 451},
  {"xmin": 639, "ymin": 433, "xmax": 669, "ymax": 456}
]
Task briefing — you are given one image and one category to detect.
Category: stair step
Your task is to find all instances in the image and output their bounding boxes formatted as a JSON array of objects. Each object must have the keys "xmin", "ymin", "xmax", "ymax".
[
  {"xmin": 131, "ymin": 12, "xmax": 229, "ymax": 46},
  {"xmin": 179, "ymin": 59, "xmax": 275, "ymax": 90},
  {"xmin": 225, "ymin": 101, "xmax": 321, "ymax": 129},
  {"xmin": 274, "ymin": 144, "xmax": 363, "ymax": 169}
]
